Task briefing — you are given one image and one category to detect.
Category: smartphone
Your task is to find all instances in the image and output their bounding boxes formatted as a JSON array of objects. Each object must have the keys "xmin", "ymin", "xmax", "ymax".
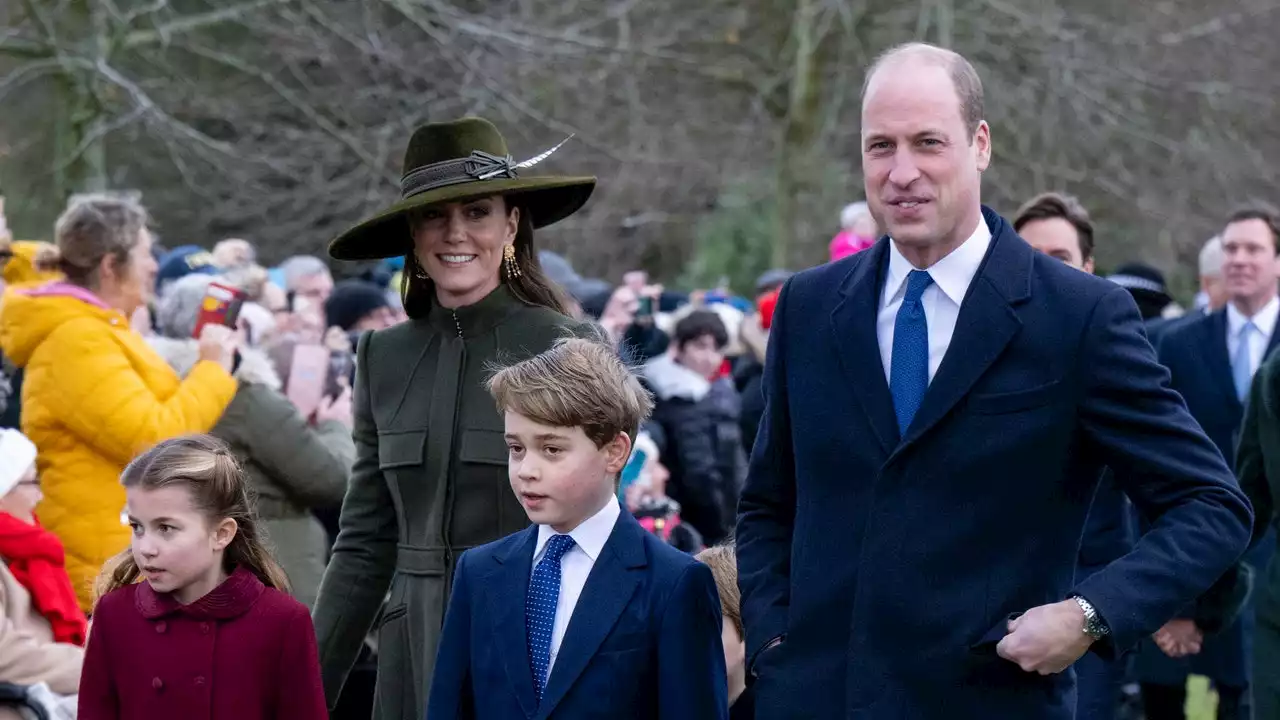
[
  {"xmin": 326, "ymin": 350, "xmax": 353, "ymax": 398},
  {"xmin": 192, "ymin": 282, "xmax": 246, "ymax": 338},
  {"xmin": 287, "ymin": 344, "xmax": 330, "ymax": 418},
  {"xmin": 635, "ymin": 296, "xmax": 653, "ymax": 317}
]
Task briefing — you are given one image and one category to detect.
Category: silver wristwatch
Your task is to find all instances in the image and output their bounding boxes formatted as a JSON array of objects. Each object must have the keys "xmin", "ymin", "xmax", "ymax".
[{"xmin": 1072, "ymin": 595, "xmax": 1110, "ymax": 640}]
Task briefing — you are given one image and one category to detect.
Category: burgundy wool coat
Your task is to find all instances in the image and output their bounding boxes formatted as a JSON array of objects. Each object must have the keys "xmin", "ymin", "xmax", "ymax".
[{"xmin": 78, "ymin": 566, "xmax": 327, "ymax": 720}]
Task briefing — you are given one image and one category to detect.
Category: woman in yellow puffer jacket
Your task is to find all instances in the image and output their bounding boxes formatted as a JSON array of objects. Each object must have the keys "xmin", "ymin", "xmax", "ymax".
[{"xmin": 0, "ymin": 195, "xmax": 241, "ymax": 611}]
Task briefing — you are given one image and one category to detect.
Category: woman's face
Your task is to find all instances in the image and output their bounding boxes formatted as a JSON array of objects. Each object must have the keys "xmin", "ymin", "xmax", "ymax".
[
  {"xmin": 101, "ymin": 228, "xmax": 159, "ymax": 316},
  {"xmin": 411, "ymin": 195, "xmax": 518, "ymax": 309}
]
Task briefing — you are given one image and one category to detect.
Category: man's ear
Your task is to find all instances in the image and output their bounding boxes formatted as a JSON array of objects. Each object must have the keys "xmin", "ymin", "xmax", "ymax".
[
  {"xmin": 212, "ymin": 518, "xmax": 238, "ymax": 552},
  {"xmin": 604, "ymin": 432, "xmax": 634, "ymax": 475}
]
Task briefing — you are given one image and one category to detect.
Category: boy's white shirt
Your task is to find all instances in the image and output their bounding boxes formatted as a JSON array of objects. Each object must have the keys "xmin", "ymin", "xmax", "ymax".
[{"xmin": 531, "ymin": 494, "xmax": 622, "ymax": 675}]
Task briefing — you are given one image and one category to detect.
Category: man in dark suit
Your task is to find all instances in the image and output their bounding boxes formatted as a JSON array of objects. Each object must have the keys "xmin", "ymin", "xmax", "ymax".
[
  {"xmin": 735, "ymin": 42, "xmax": 1253, "ymax": 719},
  {"xmin": 1135, "ymin": 206, "xmax": 1280, "ymax": 720},
  {"xmin": 1014, "ymin": 192, "xmax": 1135, "ymax": 720}
]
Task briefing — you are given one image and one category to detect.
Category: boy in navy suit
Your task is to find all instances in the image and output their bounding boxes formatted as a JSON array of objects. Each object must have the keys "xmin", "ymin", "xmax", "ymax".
[{"xmin": 427, "ymin": 338, "xmax": 728, "ymax": 720}]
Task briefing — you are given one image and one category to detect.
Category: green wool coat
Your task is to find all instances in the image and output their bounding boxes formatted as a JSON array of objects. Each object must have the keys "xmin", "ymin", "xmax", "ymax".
[
  {"xmin": 1236, "ymin": 348, "xmax": 1280, "ymax": 715},
  {"xmin": 148, "ymin": 337, "xmax": 355, "ymax": 609},
  {"xmin": 310, "ymin": 285, "xmax": 597, "ymax": 720}
]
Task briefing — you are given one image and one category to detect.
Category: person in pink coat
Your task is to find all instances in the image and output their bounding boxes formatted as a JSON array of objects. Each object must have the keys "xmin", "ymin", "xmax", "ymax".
[
  {"xmin": 828, "ymin": 201, "xmax": 880, "ymax": 261},
  {"xmin": 78, "ymin": 435, "xmax": 326, "ymax": 720}
]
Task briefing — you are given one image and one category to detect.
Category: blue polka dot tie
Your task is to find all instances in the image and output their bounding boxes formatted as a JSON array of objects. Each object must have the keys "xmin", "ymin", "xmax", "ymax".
[
  {"xmin": 527, "ymin": 534, "xmax": 575, "ymax": 704},
  {"xmin": 891, "ymin": 270, "xmax": 934, "ymax": 436}
]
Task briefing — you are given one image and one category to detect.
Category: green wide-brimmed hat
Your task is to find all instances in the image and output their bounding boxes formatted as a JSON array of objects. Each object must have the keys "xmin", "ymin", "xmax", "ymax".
[{"xmin": 329, "ymin": 117, "xmax": 596, "ymax": 261}]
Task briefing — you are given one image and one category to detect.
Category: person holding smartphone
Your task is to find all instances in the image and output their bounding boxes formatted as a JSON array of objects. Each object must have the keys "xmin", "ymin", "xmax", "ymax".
[
  {"xmin": 148, "ymin": 273, "xmax": 355, "ymax": 609},
  {"xmin": 0, "ymin": 195, "xmax": 240, "ymax": 612}
]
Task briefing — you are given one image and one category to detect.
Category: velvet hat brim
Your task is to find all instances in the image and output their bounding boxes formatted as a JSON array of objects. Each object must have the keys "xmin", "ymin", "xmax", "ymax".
[{"xmin": 329, "ymin": 117, "xmax": 596, "ymax": 261}]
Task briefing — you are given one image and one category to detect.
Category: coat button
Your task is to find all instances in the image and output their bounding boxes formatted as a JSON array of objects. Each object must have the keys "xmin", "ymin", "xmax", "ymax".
[
  {"xmin": 155, "ymin": 621, "xmax": 167, "ymax": 634},
  {"xmin": 152, "ymin": 677, "xmax": 164, "ymax": 692},
  {"xmin": 199, "ymin": 622, "xmax": 210, "ymax": 634}
]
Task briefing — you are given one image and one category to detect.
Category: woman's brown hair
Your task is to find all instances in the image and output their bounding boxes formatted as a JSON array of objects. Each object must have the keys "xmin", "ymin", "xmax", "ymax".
[
  {"xmin": 93, "ymin": 435, "xmax": 289, "ymax": 606},
  {"xmin": 54, "ymin": 194, "xmax": 149, "ymax": 290},
  {"xmin": 400, "ymin": 198, "xmax": 571, "ymax": 319}
]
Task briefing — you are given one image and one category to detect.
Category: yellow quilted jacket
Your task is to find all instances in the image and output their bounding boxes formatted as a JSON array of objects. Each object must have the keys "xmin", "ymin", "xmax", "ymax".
[
  {"xmin": 0, "ymin": 282, "xmax": 237, "ymax": 610},
  {"xmin": 3, "ymin": 241, "xmax": 62, "ymax": 288}
]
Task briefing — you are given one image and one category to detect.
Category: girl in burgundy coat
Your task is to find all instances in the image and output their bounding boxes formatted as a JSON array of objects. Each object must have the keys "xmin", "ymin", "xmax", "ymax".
[{"xmin": 78, "ymin": 434, "xmax": 327, "ymax": 720}]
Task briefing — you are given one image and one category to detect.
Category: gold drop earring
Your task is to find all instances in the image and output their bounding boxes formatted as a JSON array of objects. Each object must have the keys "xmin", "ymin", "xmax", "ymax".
[{"xmin": 503, "ymin": 244, "xmax": 522, "ymax": 279}]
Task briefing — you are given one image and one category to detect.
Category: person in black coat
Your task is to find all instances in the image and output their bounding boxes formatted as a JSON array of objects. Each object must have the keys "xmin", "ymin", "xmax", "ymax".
[{"xmin": 643, "ymin": 310, "xmax": 747, "ymax": 546}]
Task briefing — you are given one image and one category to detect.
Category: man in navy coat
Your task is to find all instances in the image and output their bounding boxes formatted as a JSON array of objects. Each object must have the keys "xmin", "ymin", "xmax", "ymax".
[
  {"xmin": 1014, "ymin": 191, "xmax": 1135, "ymax": 720},
  {"xmin": 735, "ymin": 42, "xmax": 1253, "ymax": 719},
  {"xmin": 1134, "ymin": 206, "xmax": 1280, "ymax": 720}
]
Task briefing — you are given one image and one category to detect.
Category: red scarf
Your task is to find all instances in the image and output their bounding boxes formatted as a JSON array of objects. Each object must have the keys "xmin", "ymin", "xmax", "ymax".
[{"xmin": 0, "ymin": 513, "xmax": 87, "ymax": 645}]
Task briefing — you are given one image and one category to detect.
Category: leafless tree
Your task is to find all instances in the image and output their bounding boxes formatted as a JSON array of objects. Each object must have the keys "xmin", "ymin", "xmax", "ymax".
[{"xmin": 0, "ymin": 0, "xmax": 1277, "ymax": 294}]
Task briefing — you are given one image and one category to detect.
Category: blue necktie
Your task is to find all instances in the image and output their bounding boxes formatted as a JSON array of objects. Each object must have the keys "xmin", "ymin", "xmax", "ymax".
[
  {"xmin": 527, "ymin": 534, "xmax": 575, "ymax": 703},
  {"xmin": 891, "ymin": 270, "xmax": 935, "ymax": 435},
  {"xmin": 1233, "ymin": 321, "xmax": 1256, "ymax": 401}
]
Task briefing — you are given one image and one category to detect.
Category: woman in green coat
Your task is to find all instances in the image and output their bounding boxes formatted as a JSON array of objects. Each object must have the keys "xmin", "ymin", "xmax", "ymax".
[
  {"xmin": 1236, "ymin": 349, "xmax": 1280, "ymax": 719},
  {"xmin": 311, "ymin": 117, "xmax": 598, "ymax": 720}
]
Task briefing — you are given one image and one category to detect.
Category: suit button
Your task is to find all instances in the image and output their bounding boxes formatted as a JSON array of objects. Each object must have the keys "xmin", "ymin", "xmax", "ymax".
[
  {"xmin": 152, "ymin": 677, "xmax": 164, "ymax": 692},
  {"xmin": 195, "ymin": 676, "xmax": 205, "ymax": 685},
  {"xmin": 155, "ymin": 622, "xmax": 167, "ymax": 634},
  {"xmin": 200, "ymin": 622, "xmax": 210, "ymax": 634}
]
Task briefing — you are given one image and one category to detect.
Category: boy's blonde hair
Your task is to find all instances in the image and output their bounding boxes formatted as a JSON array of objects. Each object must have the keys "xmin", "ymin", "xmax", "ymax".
[
  {"xmin": 696, "ymin": 543, "xmax": 742, "ymax": 639},
  {"xmin": 487, "ymin": 337, "xmax": 654, "ymax": 449}
]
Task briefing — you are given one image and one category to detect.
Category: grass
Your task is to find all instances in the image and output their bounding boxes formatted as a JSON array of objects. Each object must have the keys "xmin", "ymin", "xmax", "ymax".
[{"xmin": 1186, "ymin": 675, "xmax": 1216, "ymax": 720}]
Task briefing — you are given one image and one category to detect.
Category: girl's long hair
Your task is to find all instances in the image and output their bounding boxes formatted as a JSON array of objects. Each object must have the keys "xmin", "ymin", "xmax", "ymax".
[
  {"xmin": 400, "ymin": 198, "xmax": 571, "ymax": 319},
  {"xmin": 93, "ymin": 435, "xmax": 290, "ymax": 608}
]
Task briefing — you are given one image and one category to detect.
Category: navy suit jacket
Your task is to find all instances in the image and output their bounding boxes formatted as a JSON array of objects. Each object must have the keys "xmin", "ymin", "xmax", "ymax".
[
  {"xmin": 426, "ymin": 509, "xmax": 728, "ymax": 720},
  {"xmin": 736, "ymin": 207, "xmax": 1253, "ymax": 719},
  {"xmin": 1158, "ymin": 310, "xmax": 1280, "ymax": 463}
]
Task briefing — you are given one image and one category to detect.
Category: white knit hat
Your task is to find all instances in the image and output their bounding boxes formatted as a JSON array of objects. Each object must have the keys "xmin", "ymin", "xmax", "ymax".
[{"xmin": 0, "ymin": 429, "xmax": 37, "ymax": 497}]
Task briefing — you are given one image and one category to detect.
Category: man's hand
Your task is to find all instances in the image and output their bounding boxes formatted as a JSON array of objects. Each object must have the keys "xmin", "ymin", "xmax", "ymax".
[
  {"xmin": 1153, "ymin": 619, "xmax": 1202, "ymax": 658},
  {"xmin": 995, "ymin": 599, "xmax": 1095, "ymax": 675}
]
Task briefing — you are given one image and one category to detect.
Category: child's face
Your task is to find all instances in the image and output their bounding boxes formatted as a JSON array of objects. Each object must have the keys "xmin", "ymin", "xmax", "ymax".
[
  {"xmin": 675, "ymin": 333, "xmax": 725, "ymax": 379},
  {"xmin": 126, "ymin": 485, "xmax": 236, "ymax": 604},
  {"xmin": 505, "ymin": 411, "xmax": 631, "ymax": 534},
  {"xmin": 0, "ymin": 466, "xmax": 41, "ymax": 523}
]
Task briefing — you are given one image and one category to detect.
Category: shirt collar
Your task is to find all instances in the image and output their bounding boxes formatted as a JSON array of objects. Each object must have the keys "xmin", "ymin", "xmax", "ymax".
[
  {"xmin": 884, "ymin": 217, "xmax": 993, "ymax": 305},
  {"xmin": 1228, "ymin": 295, "xmax": 1280, "ymax": 340},
  {"xmin": 534, "ymin": 495, "xmax": 621, "ymax": 563}
]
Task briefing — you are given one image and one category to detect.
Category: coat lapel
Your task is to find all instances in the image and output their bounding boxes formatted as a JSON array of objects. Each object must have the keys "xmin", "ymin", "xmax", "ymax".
[
  {"xmin": 536, "ymin": 513, "xmax": 646, "ymax": 719},
  {"xmin": 892, "ymin": 209, "xmax": 1029, "ymax": 458},
  {"xmin": 829, "ymin": 238, "xmax": 899, "ymax": 455},
  {"xmin": 486, "ymin": 527, "xmax": 540, "ymax": 719}
]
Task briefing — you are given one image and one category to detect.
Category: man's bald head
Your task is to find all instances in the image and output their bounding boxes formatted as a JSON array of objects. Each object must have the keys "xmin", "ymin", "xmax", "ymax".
[{"xmin": 862, "ymin": 43, "xmax": 985, "ymax": 140}]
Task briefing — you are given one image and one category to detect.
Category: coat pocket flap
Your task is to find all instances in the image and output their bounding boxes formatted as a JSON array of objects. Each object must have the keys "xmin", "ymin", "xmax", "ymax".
[
  {"xmin": 458, "ymin": 428, "xmax": 508, "ymax": 465},
  {"xmin": 378, "ymin": 430, "xmax": 426, "ymax": 468},
  {"xmin": 968, "ymin": 381, "xmax": 1062, "ymax": 415}
]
